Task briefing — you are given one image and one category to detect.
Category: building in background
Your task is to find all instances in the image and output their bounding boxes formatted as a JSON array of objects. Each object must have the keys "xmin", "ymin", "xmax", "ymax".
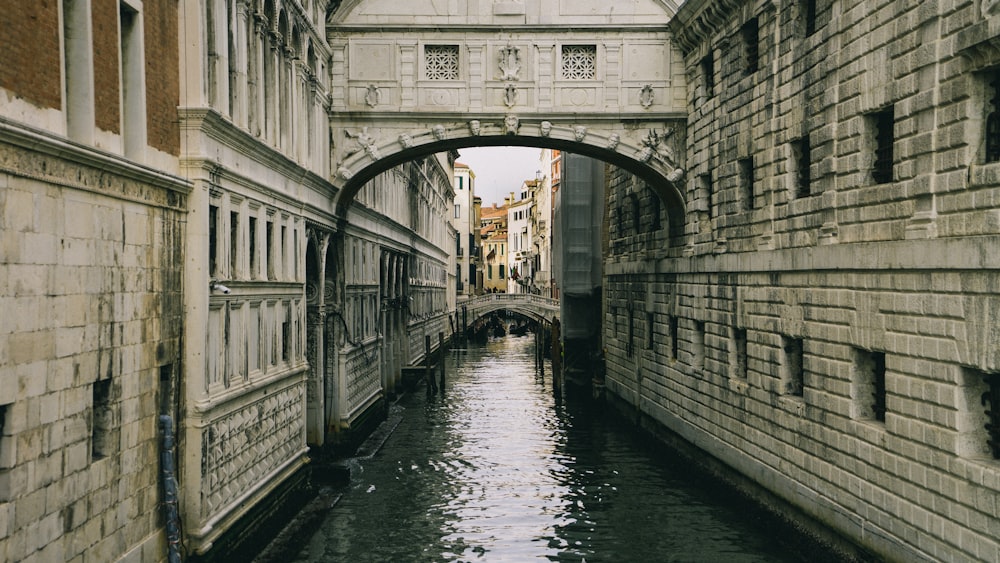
[
  {"xmin": 507, "ymin": 186, "xmax": 534, "ymax": 293},
  {"xmin": 453, "ymin": 162, "xmax": 481, "ymax": 298},
  {"xmin": 480, "ymin": 202, "xmax": 509, "ymax": 292}
]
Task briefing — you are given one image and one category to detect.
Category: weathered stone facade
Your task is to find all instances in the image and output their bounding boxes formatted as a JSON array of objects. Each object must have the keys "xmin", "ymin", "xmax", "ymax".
[{"xmin": 604, "ymin": 0, "xmax": 1000, "ymax": 560}]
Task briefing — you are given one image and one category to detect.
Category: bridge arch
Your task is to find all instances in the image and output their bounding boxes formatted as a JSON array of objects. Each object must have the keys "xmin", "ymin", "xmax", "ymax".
[
  {"xmin": 330, "ymin": 124, "xmax": 687, "ymax": 224},
  {"xmin": 325, "ymin": 0, "xmax": 691, "ymax": 229}
]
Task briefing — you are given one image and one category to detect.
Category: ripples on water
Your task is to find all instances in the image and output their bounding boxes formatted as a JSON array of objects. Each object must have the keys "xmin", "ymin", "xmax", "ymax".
[{"xmin": 295, "ymin": 335, "xmax": 840, "ymax": 563}]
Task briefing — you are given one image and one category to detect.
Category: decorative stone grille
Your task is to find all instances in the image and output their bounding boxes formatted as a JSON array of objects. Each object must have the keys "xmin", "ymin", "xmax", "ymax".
[
  {"xmin": 200, "ymin": 383, "xmax": 305, "ymax": 518},
  {"xmin": 561, "ymin": 45, "xmax": 597, "ymax": 80},
  {"xmin": 424, "ymin": 45, "xmax": 460, "ymax": 80}
]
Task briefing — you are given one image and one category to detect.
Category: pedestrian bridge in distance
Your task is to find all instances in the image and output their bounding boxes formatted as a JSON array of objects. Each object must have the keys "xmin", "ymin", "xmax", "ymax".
[{"xmin": 461, "ymin": 294, "xmax": 560, "ymax": 324}]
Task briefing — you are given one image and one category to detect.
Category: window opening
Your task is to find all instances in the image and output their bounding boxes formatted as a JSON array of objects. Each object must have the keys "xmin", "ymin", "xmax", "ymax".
[
  {"xmin": 248, "ymin": 216, "xmax": 257, "ymax": 278},
  {"xmin": 853, "ymin": 349, "xmax": 886, "ymax": 422},
  {"xmin": 733, "ymin": 328, "xmax": 748, "ymax": 379},
  {"xmin": 562, "ymin": 45, "xmax": 597, "ymax": 80},
  {"xmin": 209, "ymin": 205, "xmax": 219, "ymax": 276},
  {"xmin": 669, "ymin": 315, "xmax": 679, "ymax": 359},
  {"xmin": 792, "ymin": 137, "xmax": 811, "ymax": 198},
  {"xmin": 92, "ymin": 378, "xmax": 114, "ymax": 459},
  {"xmin": 739, "ymin": 158, "xmax": 755, "ymax": 210},
  {"xmin": 781, "ymin": 336, "xmax": 804, "ymax": 396},
  {"xmin": 701, "ymin": 52, "xmax": 714, "ymax": 94},
  {"xmin": 871, "ymin": 107, "xmax": 895, "ymax": 184},
  {"xmin": 741, "ymin": 17, "xmax": 759, "ymax": 75},
  {"xmin": 803, "ymin": 0, "xmax": 817, "ymax": 36},
  {"xmin": 425, "ymin": 45, "xmax": 459, "ymax": 80},
  {"xmin": 230, "ymin": 211, "xmax": 239, "ymax": 277},
  {"xmin": 986, "ymin": 70, "xmax": 1000, "ymax": 163}
]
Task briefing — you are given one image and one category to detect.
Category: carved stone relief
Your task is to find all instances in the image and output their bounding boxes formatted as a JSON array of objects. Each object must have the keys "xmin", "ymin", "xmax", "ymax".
[
  {"xmin": 504, "ymin": 84, "xmax": 518, "ymax": 107},
  {"xmin": 499, "ymin": 43, "xmax": 521, "ymax": 81},
  {"xmin": 504, "ymin": 115, "xmax": 520, "ymax": 135},
  {"xmin": 640, "ymin": 84, "xmax": 654, "ymax": 109}
]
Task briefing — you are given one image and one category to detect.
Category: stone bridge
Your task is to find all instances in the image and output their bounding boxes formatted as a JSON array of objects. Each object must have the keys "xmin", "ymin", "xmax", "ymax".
[
  {"xmin": 327, "ymin": 0, "xmax": 689, "ymax": 223},
  {"xmin": 460, "ymin": 293, "xmax": 560, "ymax": 325}
]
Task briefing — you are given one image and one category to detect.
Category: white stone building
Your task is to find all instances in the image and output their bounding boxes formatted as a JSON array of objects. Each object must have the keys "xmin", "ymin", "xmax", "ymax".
[
  {"xmin": 507, "ymin": 187, "xmax": 533, "ymax": 293},
  {"xmin": 452, "ymin": 162, "xmax": 479, "ymax": 297}
]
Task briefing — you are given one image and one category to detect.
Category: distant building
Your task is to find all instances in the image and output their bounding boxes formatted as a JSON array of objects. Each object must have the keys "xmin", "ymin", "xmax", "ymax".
[
  {"xmin": 480, "ymin": 202, "xmax": 509, "ymax": 293},
  {"xmin": 452, "ymin": 162, "xmax": 481, "ymax": 297}
]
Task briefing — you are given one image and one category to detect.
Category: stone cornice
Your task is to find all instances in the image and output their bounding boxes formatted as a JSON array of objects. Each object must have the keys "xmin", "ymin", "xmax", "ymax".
[
  {"xmin": 670, "ymin": 0, "xmax": 744, "ymax": 56},
  {"xmin": 0, "ymin": 116, "xmax": 191, "ymax": 208}
]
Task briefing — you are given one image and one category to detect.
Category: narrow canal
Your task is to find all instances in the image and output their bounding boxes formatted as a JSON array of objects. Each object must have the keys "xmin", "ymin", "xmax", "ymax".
[{"xmin": 287, "ymin": 334, "xmax": 853, "ymax": 562}]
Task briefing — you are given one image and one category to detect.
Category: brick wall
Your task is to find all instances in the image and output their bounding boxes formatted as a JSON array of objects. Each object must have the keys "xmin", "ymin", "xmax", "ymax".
[
  {"xmin": 144, "ymin": 0, "xmax": 180, "ymax": 155},
  {"xmin": 0, "ymin": 0, "xmax": 61, "ymax": 109},
  {"xmin": 93, "ymin": 0, "xmax": 121, "ymax": 134}
]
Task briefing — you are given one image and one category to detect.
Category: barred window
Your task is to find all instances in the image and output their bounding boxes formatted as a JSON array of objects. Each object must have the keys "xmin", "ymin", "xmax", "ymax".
[
  {"xmin": 792, "ymin": 136, "xmax": 812, "ymax": 198},
  {"xmin": 561, "ymin": 45, "xmax": 597, "ymax": 80},
  {"xmin": 870, "ymin": 107, "xmax": 894, "ymax": 184},
  {"xmin": 425, "ymin": 45, "xmax": 459, "ymax": 80},
  {"xmin": 741, "ymin": 17, "xmax": 759, "ymax": 75},
  {"xmin": 986, "ymin": 69, "xmax": 1000, "ymax": 163}
]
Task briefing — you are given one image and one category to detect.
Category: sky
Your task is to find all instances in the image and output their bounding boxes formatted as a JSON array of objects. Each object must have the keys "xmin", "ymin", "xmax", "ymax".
[{"xmin": 455, "ymin": 146, "xmax": 546, "ymax": 207}]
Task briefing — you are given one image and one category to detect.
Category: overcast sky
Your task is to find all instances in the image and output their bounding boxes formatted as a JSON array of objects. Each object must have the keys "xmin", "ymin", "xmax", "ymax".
[{"xmin": 455, "ymin": 146, "xmax": 545, "ymax": 207}]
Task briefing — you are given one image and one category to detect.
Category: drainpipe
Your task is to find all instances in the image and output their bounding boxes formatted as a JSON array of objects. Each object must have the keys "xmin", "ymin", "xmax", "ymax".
[{"xmin": 159, "ymin": 415, "xmax": 182, "ymax": 563}]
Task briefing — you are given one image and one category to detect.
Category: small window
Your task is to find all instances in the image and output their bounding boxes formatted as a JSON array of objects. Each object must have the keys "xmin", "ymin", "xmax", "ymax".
[
  {"xmin": 700, "ymin": 174, "xmax": 713, "ymax": 219},
  {"xmin": 562, "ymin": 45, "xmax": 597, "ymax": 80},
  {"xmin": 425, "ymin": 45, "xmax": 460, "ymax": 80},
  {"xmin": 209, "ymin": 205, "xmax": 219, "ymax": 276},
  {"xmin": 960, "ymin": 368, "xmax": 1000, "ymax": 459},
  {"xmin": 781, "ymin": 336, "xmax": 804, "ymax": 396},
  {"xmin": 455, "ymin": 204, "xmax": 461, "ymax": 218},
  {"xmin": 739, "ymin": 158, "xmax": 755, "ymax": 210},
  {"xmin": 692, "ymin": 321, "xmax": 705, "ymax": 371},
  {"xmin": 230, "ymin": 211, "xmax": 239, "ymax": 277},
  {"xmin": 732, "ymin": 327, "xmax": 748, "ymax": 379},
  {"xmin": 802, "ymin": 0, "xmax": 817, "ymax": 36},
  {"xmin": 870, "ymin": 107, "xmax": 894, "ymax": 184},
  {"xmin": 792, "ymin": 137, "xmax": 812, "ymax": 198},
  {"xmin": 701, "ymin": 52, "xmax": 714, "ymax": 94},
  {"xmin": 985, "ymin": 69, "xmax": 1000, "ymax": 163},
  {"xmin": 741, "ymin": 17, "xmax": 760, "ymax": 75},
  {"xmin": 248, "ymin": 216, "xmax": 258, "ymax": 279},
  {"xmin": 668, "ymin": 315, "xmax": 679, "ymax": 359},
  {"xmin": 92, "ymin": 378, "xmax": 115, "ymax": 460},
  {"xmin": 852, "ymin": 349, "xmax": 886, "ymax": 422},
  {"xmin": 266, "ymin": 220, "xmax": 275, "ymax": 280}
]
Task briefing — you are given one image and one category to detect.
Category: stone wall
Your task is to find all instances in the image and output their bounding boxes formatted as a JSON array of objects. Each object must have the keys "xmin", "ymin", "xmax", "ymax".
[
  {"xmin": 602, "ymin": 0, "xmax": 1000, "ymax": 560},
  {"xmin": 0, "ymin": 130, "xmax": 188, "ymax": 562}
]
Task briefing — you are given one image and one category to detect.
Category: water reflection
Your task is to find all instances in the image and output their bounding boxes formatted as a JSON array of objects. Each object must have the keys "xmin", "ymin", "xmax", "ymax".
[{"xmin": 295, "ymin": 335, "xmax": 846, "ymax": 562}]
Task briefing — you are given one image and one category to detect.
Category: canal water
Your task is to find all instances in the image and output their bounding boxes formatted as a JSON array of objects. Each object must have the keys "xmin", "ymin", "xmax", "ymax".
[{"xmin": 291, "ymin": 335, "xmax": 851, "ymax": 562}]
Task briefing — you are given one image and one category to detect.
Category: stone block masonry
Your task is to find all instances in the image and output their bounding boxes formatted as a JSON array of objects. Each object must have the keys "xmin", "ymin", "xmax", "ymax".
[
  {"xmin": 599, "ymin": 0, "xmax": 1000, "ymax": 560},
  {"xmin": 0, "ymin": 131, "xmax": 188, "ymax": 562}
]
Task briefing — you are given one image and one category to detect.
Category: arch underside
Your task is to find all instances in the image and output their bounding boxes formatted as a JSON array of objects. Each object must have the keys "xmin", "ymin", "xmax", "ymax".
[
  {"xmin": 467, "ymin": 303, "xmax": 559, "ymax": 325},
  {"xmin": 331, "ymin": 119, "xmax": 688, "ymax": 222}
]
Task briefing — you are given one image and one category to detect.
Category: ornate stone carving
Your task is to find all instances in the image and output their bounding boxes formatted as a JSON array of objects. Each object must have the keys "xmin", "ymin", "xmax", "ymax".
[
  {"xmin": 364, "ymin": 84, "xmax": 381, "ymax": 108},
  {"xmin": 504, "ymin": 84, "xmax": 518, "ymax": 107},
  {"xmin": 539, "ymin": 121, "xmax": 552, "ymax": 137},
  {"xmin": 468, "ymin": 120, "xmax": 481, "ymax": 136},
  {"xmin": 338, "ymin": 167, "xmax": 353, "ymax": 180},
  {"xmin": 640, "ymin": 84, "xmax": 654, "ymax": 109},
  {"xmin": 607, "ymin": 133, "xmax": 621, "ymax": 151},
  {"xmin": 667, "ymin": 167, "xmax": 685, "ymax": 183},
  {"xmin": 432, "ymin": 124, "xmax": 447, "ymax": 140},
  {"xmin": 398, "ymin": 134, "xmax": 413, "ymax": 148},
  {"xmin": 345, "ymin": 127, "xmax": 380, "ymax": 160},
  {"xmin": 574, "ymin": 125, "xmax": 588, "ymax": 142},
  {"xmin": 504, "ymin": 115, "xmax": 520, "ymax": 135},
  {"xmin": 639, "ymin": 129, "xmax": 661, "ymax": 162},
  {"xmin": 499, "ymin": 43, "xmax": 521, "ymax": 81}
]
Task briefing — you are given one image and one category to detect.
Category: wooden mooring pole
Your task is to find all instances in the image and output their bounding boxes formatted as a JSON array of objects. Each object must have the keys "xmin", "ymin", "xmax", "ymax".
[
  {"xmin": 438, "ymin": 332, "xmax": 446, "ymax": 390},
  {"xmin": 425, "ymin": 335, "xmax": 436, "ymax": 394}
]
